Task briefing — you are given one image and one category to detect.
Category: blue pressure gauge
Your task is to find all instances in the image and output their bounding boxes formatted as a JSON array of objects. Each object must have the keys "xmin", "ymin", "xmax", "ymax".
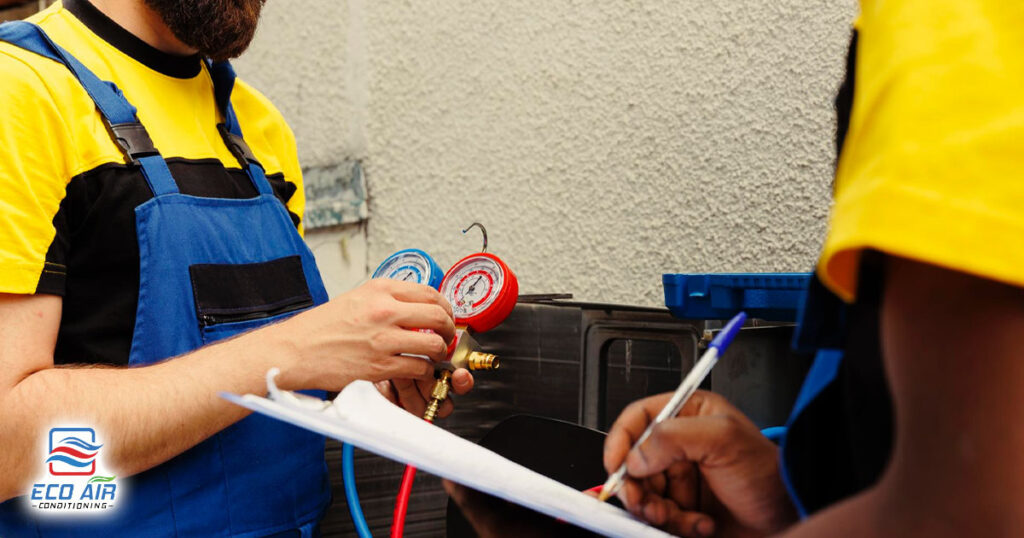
[{"xmin": 371, "ymin": 248, "xmax": 444, "ymax": 290}]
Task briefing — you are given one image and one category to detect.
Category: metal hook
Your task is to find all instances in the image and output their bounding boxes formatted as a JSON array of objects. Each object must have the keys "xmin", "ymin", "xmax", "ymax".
[{"xmin": 462, "ymin": 222, "xmax": 488, "ymax": 253}]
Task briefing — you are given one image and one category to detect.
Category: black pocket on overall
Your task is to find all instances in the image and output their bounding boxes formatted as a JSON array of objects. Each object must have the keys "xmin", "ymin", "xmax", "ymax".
[{"xmin": 189, "ymin": 255, "xmax": 314, "ymax": 344}]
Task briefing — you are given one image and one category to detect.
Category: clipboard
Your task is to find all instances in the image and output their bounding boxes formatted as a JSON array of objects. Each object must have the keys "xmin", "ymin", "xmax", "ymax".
[{"xmin": 221, "ymin": 370, "xmax": 674, "ymax": 538}]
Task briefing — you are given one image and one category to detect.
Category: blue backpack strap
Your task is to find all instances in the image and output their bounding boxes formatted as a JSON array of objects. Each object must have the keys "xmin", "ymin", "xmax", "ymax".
[
  {"xmin": 0, "ymin": 21, "xmax": 179, "ymax": 197},
  {"xmin": 207, "ymin": 60, "xmax": 275, "ymax": 197}
]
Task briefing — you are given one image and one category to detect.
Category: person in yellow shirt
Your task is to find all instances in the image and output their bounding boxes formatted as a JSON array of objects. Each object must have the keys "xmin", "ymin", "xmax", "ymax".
[
  {"xmin": 0, "ymin": 0, "xmax": 474, "ymax": 535},
  {"xmin": 602, "ymin": 2, "xmax": 1024, "ymax": 536}
]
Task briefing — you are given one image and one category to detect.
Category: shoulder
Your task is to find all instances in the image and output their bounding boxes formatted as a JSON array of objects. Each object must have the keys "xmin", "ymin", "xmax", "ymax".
[
  {"xmin": 0, "ymin": 39, "xmax": 64, "ymax": 107},
  {"xmin": 230, "ymin": 77, "xmax": 300, "ymax": 178},
  {"xmin": 817, "ymin": 2, "xmax": 1024, "ymax": 302},
  {"xmin": 0, "ymin": 38, "xmax": 79, "ymax": 177}
]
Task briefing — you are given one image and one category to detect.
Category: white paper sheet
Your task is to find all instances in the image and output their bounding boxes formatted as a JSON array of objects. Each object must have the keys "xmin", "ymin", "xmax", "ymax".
[{"xmin": 222, "ymin": 378, "xmax": 673, "ymax": 538}]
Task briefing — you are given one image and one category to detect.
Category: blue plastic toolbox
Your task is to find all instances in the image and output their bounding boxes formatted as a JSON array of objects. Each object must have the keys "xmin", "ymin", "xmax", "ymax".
[{"xmin": 662, "ymin": 273, "xmax": 812, "ymax": 322}]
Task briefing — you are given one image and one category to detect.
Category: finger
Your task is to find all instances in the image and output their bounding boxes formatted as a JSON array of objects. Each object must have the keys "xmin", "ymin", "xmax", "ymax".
[
  {"xmin": 647, "ymin": 500, "xmax": 715, "ymax": 538},
  {"xmin": 376, "ymin": 354, "xmax": 434, "ymax": 381},
  {"xmin": 395, "ymin": 303, "xmax": 456, "ymax": 344},
  {"xmin": 392, "ymin": 377, "xmax": 428, "ymax": 416},
  {"xmin": 435, "ymin": 393, "xmax": 455, "ymax": 419},
  {"xmin": 619, "ymin": 477, "xmax": 646, "ymax": 515},
  {"xmin": 606, "ymin": 390, "xmax": 722, "ymax": 450},
  {"xmin": 375, "ymin": 380, "xmax": 399, "ymax": 405},
  {"xmin": 624, "ymin": 476, "xmax": 709, "ymax": 537},
  {"xmin": 414, "ymin": 376, "xmax": 455, "ymax": 419},
  {"xmin": 645, "ymin": 472, "xmax": 667, "ymax": 497},
  {"xmin": 414, "ymin": 376, "xmax": 433, "ymax": 400},
  {"xmin": 666, "ymin": 461, "xmax": 699, "ymax": 511},
  {"xmin": 604, "ymin": 392, "xmax": 675, "ymax": 472},
  {"xmin": 627, "ymin": 415, "xmax": 750, "ymax": 478},
  {"xmin": 387, "ymin": 329, "xmax": 449, "ymax": 362},
  {"xmin": 451, "ymin": 368, "xmax": 474, "ymax": 395},
  {"xmin": 385, "ymin": 280, "xmax": 454, "ymax": 318},
  {"xmin": 442, "ymin": 479, "xmax": 463, "ymax": 500}
]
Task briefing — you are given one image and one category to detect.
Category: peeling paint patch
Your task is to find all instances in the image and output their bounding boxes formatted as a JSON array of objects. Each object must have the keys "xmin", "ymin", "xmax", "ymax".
[{"xmin": 303, "ymin": 161, "xmax": 368, "ymax": 229}]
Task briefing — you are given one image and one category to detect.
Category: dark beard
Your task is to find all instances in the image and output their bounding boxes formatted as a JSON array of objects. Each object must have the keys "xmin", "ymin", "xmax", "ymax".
[{"xmin": 142, "ymin": 0, "xmax": 265, "ymax": 61}]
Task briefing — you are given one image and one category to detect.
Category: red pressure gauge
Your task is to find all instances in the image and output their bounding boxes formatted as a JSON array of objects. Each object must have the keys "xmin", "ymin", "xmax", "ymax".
[{"xmin": 440, "ymin": 252, "xmax": 518, "ymax": 333}]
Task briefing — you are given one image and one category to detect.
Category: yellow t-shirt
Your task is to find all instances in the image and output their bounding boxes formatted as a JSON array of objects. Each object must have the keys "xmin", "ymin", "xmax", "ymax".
[
  {"xmin": 0, "ymin": 0, "xmax": 304, "ymax": 364},
  {"xmin": 819, "ymin": 1, "xmax": 1024, "ymax": 302}
]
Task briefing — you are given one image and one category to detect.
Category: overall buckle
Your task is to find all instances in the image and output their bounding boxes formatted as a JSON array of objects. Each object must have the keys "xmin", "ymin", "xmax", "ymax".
[
  {"xmin": 110, "ymin": 122, "xmax": 159, "ymax": 163},
  {"xmin": 218, "ymin": 124, "xmax": 259, "ymax": 167}
]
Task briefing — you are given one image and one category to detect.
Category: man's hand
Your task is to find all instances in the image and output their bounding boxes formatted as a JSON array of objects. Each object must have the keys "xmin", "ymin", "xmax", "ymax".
[
  {"xmin": 374, "ymin": 369, "xmax": 475, "ymax": 419},
  {"xmin": 603, "ymin": 390, "xmax": 796, "ymax": 538},
  {"xmin": 272, "ymin": 278, "xmax": 458, "ymax": 392},
  {"xmin": 0, "ymin": 278, "xmax": 465, "ymax": 501}
]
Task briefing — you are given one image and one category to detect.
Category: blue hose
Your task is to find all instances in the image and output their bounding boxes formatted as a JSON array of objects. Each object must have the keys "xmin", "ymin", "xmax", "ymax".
[{"xmin": 342, "ymin": 442, "xmax": 373, "ymax": 538}]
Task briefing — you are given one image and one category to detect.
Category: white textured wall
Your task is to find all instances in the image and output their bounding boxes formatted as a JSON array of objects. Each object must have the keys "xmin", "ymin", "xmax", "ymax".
[
  {"xmin": 239, "ymin": 1, "xmax": 858, "ymax": 306},
  {"xmin": 235, "ymin": 0, "xmax": 367, "ymax": 168}
]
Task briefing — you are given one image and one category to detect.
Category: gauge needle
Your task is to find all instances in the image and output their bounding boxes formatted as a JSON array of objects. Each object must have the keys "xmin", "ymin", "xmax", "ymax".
[
  {"xmin": 467, "ymin": 276, "xmax": 484, "ymax": 296},
  {"xmin": 402, "ymin": 273, "xmax": 412, "ymax": 281}
]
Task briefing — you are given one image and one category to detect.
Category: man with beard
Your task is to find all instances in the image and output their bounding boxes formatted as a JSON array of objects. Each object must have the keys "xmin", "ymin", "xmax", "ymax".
[{"xmin": 0, "ymin": 1, "xmax": 475, "ymax": 535}]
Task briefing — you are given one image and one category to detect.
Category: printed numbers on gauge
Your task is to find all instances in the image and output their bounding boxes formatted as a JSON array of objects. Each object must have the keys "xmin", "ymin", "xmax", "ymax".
[
  {"xmin": 443, "ymin": 256, "xmax": 505, "ymax": 318},
  {"xmin": 371, "ymin": 249, "xmax": 443, "ymax": 289},
  {"xmin": 440, "ymin": 252, "xmax": 518, "ymax": 333}
]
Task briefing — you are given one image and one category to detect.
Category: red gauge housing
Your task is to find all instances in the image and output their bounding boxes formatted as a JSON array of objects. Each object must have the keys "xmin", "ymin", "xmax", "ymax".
[{"xmin": 440, "ymin": 252, "xmax": 518, "ymax": 333}]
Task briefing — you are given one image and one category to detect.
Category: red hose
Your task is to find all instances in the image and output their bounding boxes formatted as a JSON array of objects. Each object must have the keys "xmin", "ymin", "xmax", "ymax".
[
  {"xmin": 391, "ymin": 463, "xmax": 418, "ymax": 537},
  {"xmin": 391, "ymin": 417, "xmax": 432, "ymax": 538}
]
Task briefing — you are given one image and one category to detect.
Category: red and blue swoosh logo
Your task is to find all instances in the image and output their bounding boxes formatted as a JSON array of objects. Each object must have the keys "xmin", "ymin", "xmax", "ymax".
[{"xmin": 47, "ymin": 428, "xmax": 101, "ymax": 476}]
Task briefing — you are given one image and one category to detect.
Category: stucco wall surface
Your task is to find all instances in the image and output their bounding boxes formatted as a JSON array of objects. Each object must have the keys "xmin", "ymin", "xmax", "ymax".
[
  {"xmin": 235, "ymin": 0, "xmax": 366, "ymax": 169},
  {"xmin": 366, "ymin": 0, "xmax": 857, "ymax": 306},
  {"xmin": 239, "ymin": 1, "xmax": 858, "ymax": 307}
]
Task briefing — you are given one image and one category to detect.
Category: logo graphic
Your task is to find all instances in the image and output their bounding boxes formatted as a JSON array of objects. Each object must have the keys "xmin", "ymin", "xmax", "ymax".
[
  {"xmin": 29, "ymin": 426, "xmax": 120, "ymax": 515},
  {"xmin": 47, "ymin": 428, "xmax": 101, "ymax": 476}
]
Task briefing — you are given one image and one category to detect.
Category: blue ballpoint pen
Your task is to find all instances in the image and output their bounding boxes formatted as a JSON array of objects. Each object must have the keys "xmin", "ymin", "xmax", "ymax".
[{"xmin": 598, "ymin": 311, "xmax": 748, "ymax": 502}]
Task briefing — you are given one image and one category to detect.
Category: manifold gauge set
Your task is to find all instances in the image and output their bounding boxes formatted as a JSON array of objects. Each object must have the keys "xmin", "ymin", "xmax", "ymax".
[{"xmin": 225, "ymin": 223, "xmax": 518, "ymax": 538}]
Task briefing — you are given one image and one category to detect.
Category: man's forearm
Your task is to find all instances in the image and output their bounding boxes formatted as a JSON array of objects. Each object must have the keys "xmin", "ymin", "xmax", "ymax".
[
  {"xmin": 0, "ymin": 322, "xmax": 297, "ymax": 502},
  {"xmin": 0, "ymin": 278, "xmax": 456, "ymax": 503}
]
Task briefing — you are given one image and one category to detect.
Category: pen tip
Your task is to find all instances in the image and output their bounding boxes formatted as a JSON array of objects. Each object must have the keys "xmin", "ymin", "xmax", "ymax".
[{"xmin": 597, "ymin": 489, "xmax": 611, "ymax": 502}]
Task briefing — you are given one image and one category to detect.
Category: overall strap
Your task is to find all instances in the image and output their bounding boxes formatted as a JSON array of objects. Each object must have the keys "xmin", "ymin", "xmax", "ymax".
[
  {"xmin": 207, "ymin": 60, "xmax": 275, "ymax": 197},
  {"xmin": 0, "ymin": 21, "xmax": 179, "ymax": 197}
]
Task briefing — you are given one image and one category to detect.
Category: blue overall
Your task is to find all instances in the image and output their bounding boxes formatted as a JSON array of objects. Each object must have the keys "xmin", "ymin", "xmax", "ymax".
[
  {"xmin": 0, "ymin": 22, "xmax": 330, "ymax": 537},
  {"xmin": 778, "ymin": 266, "xmax": 891, "ymax": 519}
]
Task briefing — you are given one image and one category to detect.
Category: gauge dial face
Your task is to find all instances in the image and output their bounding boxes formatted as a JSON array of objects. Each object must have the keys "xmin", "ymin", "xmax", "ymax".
[
  {"xmin": 441, "ymin": 256, "xmax": 506, "ymax": 319},
  {"xmin": 372, "ymin": 251, "xmax": 434, "ymax": 285}
]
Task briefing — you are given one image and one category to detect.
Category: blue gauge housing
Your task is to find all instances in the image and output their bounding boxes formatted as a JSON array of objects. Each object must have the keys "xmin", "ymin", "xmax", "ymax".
[{"xmin": 371, "ymin": 248, "xmax": 444, "ymax": 290}]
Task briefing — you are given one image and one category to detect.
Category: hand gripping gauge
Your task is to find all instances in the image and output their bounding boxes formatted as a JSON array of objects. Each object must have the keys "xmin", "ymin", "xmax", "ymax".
[{"xmin": 351, "ymin": 248, "xmax": 443, "ymax": 538}]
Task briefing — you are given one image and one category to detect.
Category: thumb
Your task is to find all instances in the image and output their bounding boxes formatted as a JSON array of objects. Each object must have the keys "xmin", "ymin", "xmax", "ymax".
[{"xmin": 626, "ymin": 415, "xmax": 740, "ymax": 478}]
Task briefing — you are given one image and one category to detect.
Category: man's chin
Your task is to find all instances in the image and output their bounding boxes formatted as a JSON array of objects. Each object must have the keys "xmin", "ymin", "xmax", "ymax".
[{"xmin": 144, "ymin": 0, "xmax": 263, "ymax": 61}]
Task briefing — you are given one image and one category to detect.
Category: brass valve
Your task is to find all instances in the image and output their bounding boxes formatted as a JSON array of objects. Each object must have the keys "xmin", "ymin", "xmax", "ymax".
[
  {"xmin": 423, "ymin": 370, "xmax": 452, "ymax": 422},
  {"xmin": 422, "ymin": 329, "xmax": 501, "ymax": 422}
]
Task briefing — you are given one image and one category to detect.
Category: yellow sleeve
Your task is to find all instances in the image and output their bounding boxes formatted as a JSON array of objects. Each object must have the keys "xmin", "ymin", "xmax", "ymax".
[
  {"xmin": 0, "ymin": 46, "xmax": 75, "ymax": 294},
  {"xmin": 819, "ymin": 0, "xmax": 1024, "ymax": 302}
]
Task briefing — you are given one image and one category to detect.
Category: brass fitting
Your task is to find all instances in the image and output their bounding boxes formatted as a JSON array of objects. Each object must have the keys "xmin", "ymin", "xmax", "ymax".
[
  {"xmin": 448, "ymin": 330, "xmax": 500, "ymax": 371},
  {"xmin": 424, "ymin": 329, "xmax": 502, "ymax": 422},
  {"xmin": 423, "ymin": 370, "xmax": 452, "ymax": 422},
  {"xmin": 467, "ymin": 352, "xmax": 500, "ymax": 371},
  {"xmin": 430, "ymin": 370, "xmax": 452, "ymax": 400}
]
